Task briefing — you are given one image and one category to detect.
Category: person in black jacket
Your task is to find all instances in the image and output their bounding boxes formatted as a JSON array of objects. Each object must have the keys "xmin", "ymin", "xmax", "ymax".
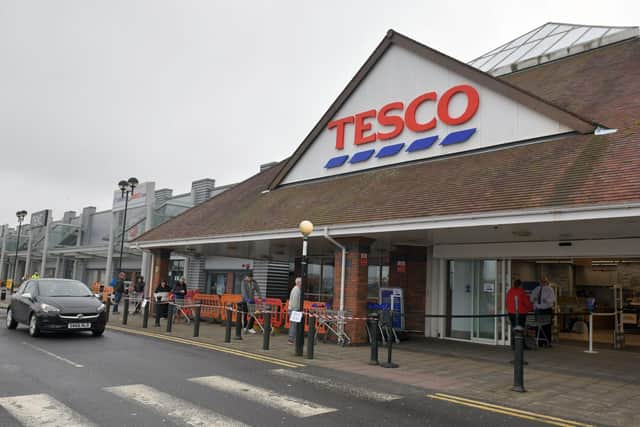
[
  {"xmin": 173, "ymin": 277, "xmax": 187, "ymax": 307},
  {"xmin": 155, "ymin": 280, "xmax": 171, "ymax": 318},
  {"xmin": 133, "ymin": 276, "xmax": 145, "ymax": 313},
  {"xmin": 112, "ymin": 272, "xmax": 126, "ymax": 313}
]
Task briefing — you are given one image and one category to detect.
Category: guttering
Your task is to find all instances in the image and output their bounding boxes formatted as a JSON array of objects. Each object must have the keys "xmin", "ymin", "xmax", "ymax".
[
  {"xmin": 323, "ymin": 227, "xmax": 347, "ymax": 338},
  {"xmin": 134, "ymin": 202, "xmax": 640, "ymax": 249}
]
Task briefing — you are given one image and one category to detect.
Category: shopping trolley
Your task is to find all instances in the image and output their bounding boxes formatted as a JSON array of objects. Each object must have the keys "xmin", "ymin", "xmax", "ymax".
[{"xmin": 315, "ymin": 308, "xmax": 351, "ymax": 346}]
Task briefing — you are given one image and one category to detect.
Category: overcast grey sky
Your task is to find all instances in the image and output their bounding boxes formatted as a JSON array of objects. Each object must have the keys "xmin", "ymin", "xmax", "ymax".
[{"xmin": 1, "ymin": 0, "xmax": 638, "ymax": 225}]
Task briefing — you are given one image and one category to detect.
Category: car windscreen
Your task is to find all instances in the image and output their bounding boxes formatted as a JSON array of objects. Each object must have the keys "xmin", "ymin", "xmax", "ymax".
[{"xmin": 38, "ymin": 280, "xmax": 93, "ymax": 297}]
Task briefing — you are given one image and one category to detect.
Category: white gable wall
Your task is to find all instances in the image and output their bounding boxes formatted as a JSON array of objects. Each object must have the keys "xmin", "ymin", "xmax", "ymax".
[{"xmin": 282, "ymin": 44, "xmax": 572, "ymax": 185}]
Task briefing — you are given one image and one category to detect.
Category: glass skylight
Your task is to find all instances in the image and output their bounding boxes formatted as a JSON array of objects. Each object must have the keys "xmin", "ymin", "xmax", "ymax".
[{"xmin": 469, "ymin": 23, "xmax": 639, "ymax": 75}]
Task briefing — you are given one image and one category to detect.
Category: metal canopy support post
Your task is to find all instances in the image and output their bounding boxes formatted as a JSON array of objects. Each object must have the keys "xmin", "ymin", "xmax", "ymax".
[
  {"xmin": 39, "ymin": 210, "xmax": 52, "ymax": 277},
  {"xmin": 0, "ymin": 225, "xmax": 7, "ymax": 282},
  {"xmin": 323, "ymin": 227, "xmax": 347, "ymax": 341}
]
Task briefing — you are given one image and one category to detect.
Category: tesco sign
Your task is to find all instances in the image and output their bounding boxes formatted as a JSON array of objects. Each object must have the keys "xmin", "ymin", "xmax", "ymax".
[{"xmin": 324, "ymin": 84, "xmax": 479, "ymax": 169}]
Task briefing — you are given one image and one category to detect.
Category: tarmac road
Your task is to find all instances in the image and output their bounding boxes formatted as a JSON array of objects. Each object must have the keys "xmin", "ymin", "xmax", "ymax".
[{"xmin": 0, "ymin": 321, "xmax": 580, "ymax": 427}]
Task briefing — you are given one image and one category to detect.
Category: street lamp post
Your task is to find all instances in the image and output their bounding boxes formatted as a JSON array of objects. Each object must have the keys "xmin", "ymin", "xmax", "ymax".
[
  {"xmin": 11, "ymin": 210, "xmax": 27, "ymax": 293},
  {"xmin": 117, "ymin": 178, "xmax": 138, "ymax": 278},
  {"xmin": 295, "ymin": 220, "xmax": 314, "ymax": 357}
]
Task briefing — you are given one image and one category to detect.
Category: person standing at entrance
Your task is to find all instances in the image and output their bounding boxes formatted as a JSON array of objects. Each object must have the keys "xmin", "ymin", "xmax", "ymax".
[
  {"xmin": 112, "ymin": 272, "xmax": 126, "ymax": 313},
  {"xmin": 506, "ymin": 279, "xmax": 532, "ymax": 349},
  {"xmin": 240, "ymin": 273, "xmax": 261, "ymax": 334},
  {"xmin": 531, "ymin": 277, "xmax": 555, "ymax": 347},
  {"xmin": 288, "ymin": 278, "xmax": 302, "ymax": 344}
]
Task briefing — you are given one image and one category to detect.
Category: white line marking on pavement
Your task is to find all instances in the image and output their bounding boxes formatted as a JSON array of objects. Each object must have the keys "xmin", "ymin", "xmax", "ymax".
[
  {"xmin": 104, "ymin": 384, "xmax": 248, "ymax": 427},
  {"xmin": 189, "ymin": 375, "xmax": 337, "ymax": 418},
  {"xmin": 270, "ymin": 369, "xmax": 403, "ymax": 402},
  {"xmin": 22, "ymin": 342, "xmax": 84, "ymax": 368},
  {"xmin": 0, "ymin": 393, "xmax": 97, "ymax": 427}
]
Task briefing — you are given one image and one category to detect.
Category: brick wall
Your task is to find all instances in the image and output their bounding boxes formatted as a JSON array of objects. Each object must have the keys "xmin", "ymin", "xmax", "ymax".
[{"xmin": 388, "ymin": 246, "xmax": 427, "ymax": 333}]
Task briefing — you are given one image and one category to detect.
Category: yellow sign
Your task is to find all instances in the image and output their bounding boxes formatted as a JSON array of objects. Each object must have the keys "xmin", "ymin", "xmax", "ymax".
[{"xmin": 5, "ymin": 279, "xmax": 12, "ymax": 290}]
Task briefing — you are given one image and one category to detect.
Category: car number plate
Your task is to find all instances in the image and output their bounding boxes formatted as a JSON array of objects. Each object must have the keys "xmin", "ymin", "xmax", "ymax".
[{"xmin": 68, "ymin": 322, "xmax": 91, "ymax": 329}]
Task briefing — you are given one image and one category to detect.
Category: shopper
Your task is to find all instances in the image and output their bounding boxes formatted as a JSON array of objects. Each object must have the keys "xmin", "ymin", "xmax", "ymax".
[
  {"xmin": 133, "ymin": 276, "xmax": 145, "ymax": 313},
  {"xmin": 112, "ymin": 272, "xmax": 126, "ymax": 313},
  {"xmin": 288, "ymin": 277, "xmax": 302, "ymax": 344},
  {"xmin": 506, "ymin": 279, "xmax": 532, "ymax": 349},
  {"xmin": 155, "ymin": 280, "xmax": 171, "ymax": 318},
  {"xmin": 173, "ymin": 277, "xmax": 188, "ymax": 307},
  {"xmin": 531, "ymin": 277, "xmax": 556, "ymax": 347},
  {"xmin": 240, "ymin": 273, "xmax": 261, "ymax": 334}
]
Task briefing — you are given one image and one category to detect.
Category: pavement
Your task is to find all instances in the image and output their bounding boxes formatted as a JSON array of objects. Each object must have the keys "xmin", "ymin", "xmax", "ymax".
[
  {"xmin": 2, "ymin": 298, "xmax": 637, "ymax": 426},
  {"xmin": 1, "ymin": 310, "xmax": 549, "ymax": 427},
  {"xmin": 95, "ymin": 308, "xmax": 640, "ymax": 427}
]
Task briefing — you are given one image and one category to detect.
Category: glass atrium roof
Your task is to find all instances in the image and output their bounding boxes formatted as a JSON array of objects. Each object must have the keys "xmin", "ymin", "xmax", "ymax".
[{"xmin": 469, "ymin": 23, "xmax": 639, "ymax": 76}]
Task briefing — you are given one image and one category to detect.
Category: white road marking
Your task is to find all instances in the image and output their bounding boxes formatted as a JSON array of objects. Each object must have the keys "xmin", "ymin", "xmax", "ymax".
[
  {"xmin": 22, "ymin": 342, "xmax": 84, "ymax": 368},
  {"xmin": 270, "ymin": 369, "xmax": 402, "ymax": 402},
  {"xmin": 104, "ymin": 384, "xmax": 248, "ymax": 427},
  {"xmin": 189, "ymin": 375, "xmax": 337, "ymax": 418},
  {"xmin": 0, "ymin": 393, "xmax": 96, "ymax": 427}
]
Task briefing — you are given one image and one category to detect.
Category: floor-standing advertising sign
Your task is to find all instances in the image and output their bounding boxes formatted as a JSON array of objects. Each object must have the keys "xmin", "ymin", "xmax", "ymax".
[{"xmin": 379, "ymin": 287, "xmax": 405, "ymax": 330}]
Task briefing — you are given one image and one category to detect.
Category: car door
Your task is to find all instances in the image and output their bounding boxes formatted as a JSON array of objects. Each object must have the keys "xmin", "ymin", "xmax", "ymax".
[{"xmin": 13, "ymin": 281, "xmax": 35, "ymax": 323}]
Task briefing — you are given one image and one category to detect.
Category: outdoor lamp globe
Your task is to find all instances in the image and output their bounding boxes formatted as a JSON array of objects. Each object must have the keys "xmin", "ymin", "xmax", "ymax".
[{"xmin": 299, "ymin": 220, "xmax": 314, "ymax": 236}]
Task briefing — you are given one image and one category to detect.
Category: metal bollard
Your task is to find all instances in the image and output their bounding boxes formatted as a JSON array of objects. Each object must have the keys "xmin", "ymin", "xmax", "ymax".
[
  {"xmin": 1, "ymin": 287, "xmax": 6, "ymax": 301},
  {"xmin": 380, "ymin": 324, "xmax": 398, "ymax": 368},
  {"xmin": 306, "ymin": 315, "xmax": 316, "ymax": 360},
  {"xmin": 512, "ymin": 325, "xmax": 526, "ymax": 392},
  {"xmin": 155, "ymin": 296, "xmax": 161, "ymax": 327},
  {"xmin": 142, "ymin": 300, "xmax": 149, "ymax": 328},
  {"xmin": 193, "ymin": 305, "xmax": 201, "ymax": 337},
  {"xmin": 166, "ymin": 304, "xmax": 174, "ymax": 333},
  {"xmin": 234, "ymin": 309, "xmax": 242, "ymax": 340},
  {"xmin": 105, "ymin": 298, "xmax": 111, "ymax": 323},
  {"xmin": 263, "ymin": 310, "xmax": 271, "ymax": 350},
  {"xmin": 368, "ymin": 313, "xmax": 379, "ymax": 365},
  {"xmin": 122, "ymin": 297, "xmax": 129, "ymax": 325},
  {"xmin": 224, "ymin": 305, "xmax": 232, "ymax": 343}
]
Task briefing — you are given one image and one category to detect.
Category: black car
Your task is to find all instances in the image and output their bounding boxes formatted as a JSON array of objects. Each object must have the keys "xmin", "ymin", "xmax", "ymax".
[{"xmin": 6, "ymin": 278, "xmax": 107, "ymax": 337}]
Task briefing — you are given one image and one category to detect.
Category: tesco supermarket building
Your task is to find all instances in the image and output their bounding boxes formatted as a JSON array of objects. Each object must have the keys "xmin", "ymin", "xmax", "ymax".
[{"xmin": 135, "ymin": 23, "xmax": 640, "ymax": 345}]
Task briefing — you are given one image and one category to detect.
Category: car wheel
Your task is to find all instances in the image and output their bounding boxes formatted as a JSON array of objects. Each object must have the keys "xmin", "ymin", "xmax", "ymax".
[
  {"xmin": 6, "ymin": 308, "xmax": 18, "ymax": 329},
  {"xmin": 28, "ymin": 314, "xmax": 40, "ymax": 337},
  {"xmin": 91, "ymin": 329, "xmax": 104, "ymax": 337}
]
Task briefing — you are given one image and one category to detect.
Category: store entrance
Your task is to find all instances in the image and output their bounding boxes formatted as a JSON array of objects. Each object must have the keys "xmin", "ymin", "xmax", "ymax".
[{"xmin": 446, "ymin": 259, "xmax": 509, "ymax": 345}]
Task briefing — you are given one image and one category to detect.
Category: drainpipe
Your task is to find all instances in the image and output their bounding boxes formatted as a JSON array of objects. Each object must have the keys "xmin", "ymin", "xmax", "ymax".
[{"xmin": 323, "ymin": 227, "xmax": 347, "ymax": 337}]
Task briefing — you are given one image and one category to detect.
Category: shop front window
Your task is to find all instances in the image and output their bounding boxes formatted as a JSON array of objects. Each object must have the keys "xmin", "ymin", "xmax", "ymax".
[
  {"xmin": 368, "ymin": 261, "xmax": 389, "ymax": 300},
  {"xmin": 303, "ymin": 257, "xmax": 334, "ymax": 303}
]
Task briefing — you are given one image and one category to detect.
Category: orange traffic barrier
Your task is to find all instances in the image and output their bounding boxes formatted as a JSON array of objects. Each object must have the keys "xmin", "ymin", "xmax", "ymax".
[
  {"xmin": 220, "ymin": 294, "xmax": 243, "ymax": 321},
  {"xmin": 284, "ymin": 300, "xmax": 327, "ymax": 335},
  {"xmin": 194, "ymin": 293, "xmax": 222, "ymax": 321}
]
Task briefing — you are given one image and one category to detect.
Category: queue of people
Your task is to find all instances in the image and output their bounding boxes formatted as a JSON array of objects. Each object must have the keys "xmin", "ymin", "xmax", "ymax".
[{"xmin": 506, "ymin": 277, "xmax": 556, "ymax": 348}]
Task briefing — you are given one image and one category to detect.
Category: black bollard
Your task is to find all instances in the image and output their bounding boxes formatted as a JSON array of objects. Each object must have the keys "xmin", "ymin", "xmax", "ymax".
[
  {"xmin": 166, "ymin": 304, "xmax": 174, "ymax": 333},
  {"xmin": 155, "ymin": 296, "xmax": 161, "ymax": 327},
  {"xmin": 263, "ymin": 310, "xmax": 271, "ymax": 350},
  {"xmin": 122, "ymin": 297, "xmax": 129, "ymax": 325},
  {"xmin": 380, "ymin": 324, "xmax": 398, "ymax": 368},
  {"xmin": 193, "ymin": 305, "xmax": 201, "ymax": 337},
  {"xmin": 512, "ymin": 325, "xmax": 526, "ymax": 392},
  {"xmin": 105, "ymin": 298, "xmax": 111, "ymax": 323},
  {"xmin": 306, "ymin": 315, "xmax": 316, "ymax": 360},
  {"xmin": 142, "ymin": 300, "xmax": 149, "ymax": 328},
  {"xmin": 224, "ymin": 305, "xmax": 232, "ymax": 343},
  {"xmin": 368, "ymin": 313, "xmax": 379, "ymax": 365},
  {"xmin": 234, "ymin": 308, "xmax": 243, "ymax": 340},
  {"xmin": 1, "ymin": 287, "xmax": 5, "ymax": 301}
]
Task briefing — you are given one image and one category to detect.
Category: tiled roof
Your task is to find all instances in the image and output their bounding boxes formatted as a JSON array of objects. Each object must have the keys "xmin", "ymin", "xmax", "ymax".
[{"xmin": 137, "ymin": 35, "xmax": 640, "ymax": 244}]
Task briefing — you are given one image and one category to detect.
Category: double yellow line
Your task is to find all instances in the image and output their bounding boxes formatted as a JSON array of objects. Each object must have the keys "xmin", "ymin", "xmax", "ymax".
[
  {"xmin": 107, "ymin": 325, "xmax": 305, "ymax": 369},
  {"xmin": 427, "ymin": 393, "xmax": 593, "ymax": 427}
]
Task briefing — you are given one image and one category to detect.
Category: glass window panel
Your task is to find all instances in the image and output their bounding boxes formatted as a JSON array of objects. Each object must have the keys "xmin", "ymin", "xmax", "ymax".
[
  {"xmin": 505, "ymin": 29, "xmax": 538, "ymax": 49},
  {"xmin": 575, "ymin": 27, "xmax": 609, "ymax": 44},
  {"xmin": 552, "ymin": 27, "xmax": 590, "ymax": 51},
  {"xmin": 368, "ymin": 264, "xmax": 380, "ymax": 299},
  {"xmin": 528, "ymin": 23, "xmax": 558, "ymax": 41},
  {"xmin": 481, "ymin": 48, "xmax": 514, "ymax": 71},
  {"xmin": 550, "ymin": 24, "xmax": 573, "ymax": 35},
  {"xmin": 520, "ymin": 33, "xmax": 564, "ymax": 60},
  {"xmin": 494, "ymin": 41, "xmax": 538, "ymax": 68},
  {"xmin": 321, "ymin": 262, "xmax": 334, "ymax": 292}
]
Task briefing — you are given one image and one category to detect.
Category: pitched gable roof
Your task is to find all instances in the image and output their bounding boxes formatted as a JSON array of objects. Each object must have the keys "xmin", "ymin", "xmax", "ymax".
[{"xmin": 268, "ymin": 30, "xmax": 598, "ymax": 190}]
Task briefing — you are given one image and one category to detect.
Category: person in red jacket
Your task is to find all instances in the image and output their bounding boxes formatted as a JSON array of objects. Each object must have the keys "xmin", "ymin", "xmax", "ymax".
[{"xmin": 506, "ymin": 279, "xmax": 533, "ymax": 348}]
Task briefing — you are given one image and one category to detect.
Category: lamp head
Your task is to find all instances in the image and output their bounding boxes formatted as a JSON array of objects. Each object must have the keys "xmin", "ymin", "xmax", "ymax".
[
  {"xmin": 298, "ymin": 220, "xmax": 314, "ymax": 237},
  {"xmin": 16, "ymin": 210, "xmax": 27, "ymax": 222},
  {"xmin": 118, "ymin": 180, "xmax": 128, "ymax": 192},
  {"xmin": 127, "ymin": 177, "xmax": 139, "ymax": 189}
]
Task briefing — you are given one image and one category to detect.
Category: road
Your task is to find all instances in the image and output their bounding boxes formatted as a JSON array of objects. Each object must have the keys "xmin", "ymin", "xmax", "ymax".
[{"xmin": 0, "ymin": 322, "xmax": 569, "ymax": 427}]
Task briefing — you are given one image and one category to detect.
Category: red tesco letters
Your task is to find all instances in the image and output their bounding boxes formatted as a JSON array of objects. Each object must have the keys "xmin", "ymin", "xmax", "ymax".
[{"xmin": 328, "ymin": 84, "xmax": 479, "ymax": 150}]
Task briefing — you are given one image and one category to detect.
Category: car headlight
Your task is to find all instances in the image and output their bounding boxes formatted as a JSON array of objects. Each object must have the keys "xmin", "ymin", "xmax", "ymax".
[
  {"xmin": 39, "ymin": 303, "xmax": 60, "ymax": 313},
  {"xmin": 97, "ymin": 303, "xmax": 106, "ymax": 312}
]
